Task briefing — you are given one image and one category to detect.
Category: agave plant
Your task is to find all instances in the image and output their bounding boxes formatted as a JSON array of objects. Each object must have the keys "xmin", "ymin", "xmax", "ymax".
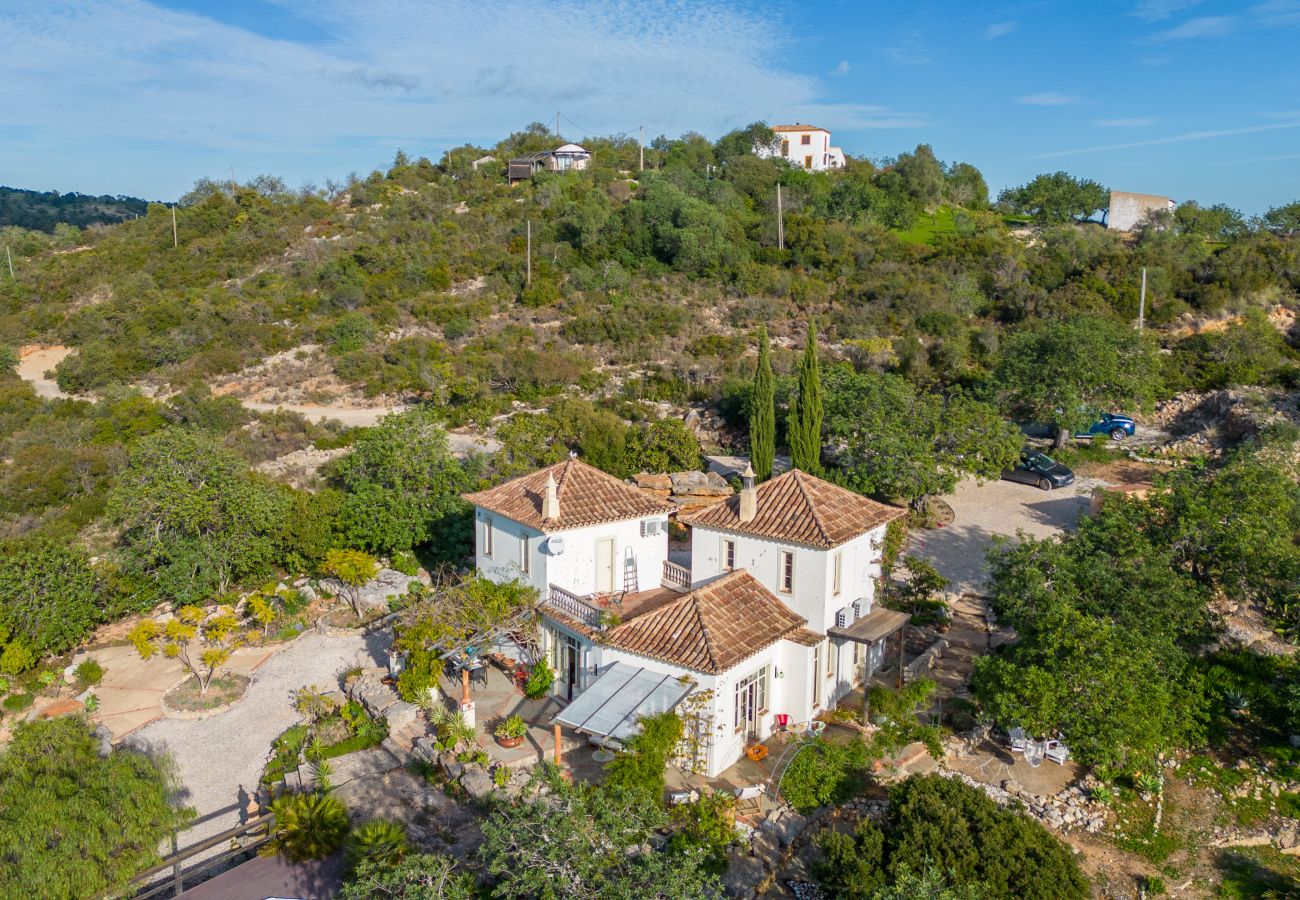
[
  {"xmin": 262, "ymin": 791, "xmax": 349, "ymax": 862},
  {"xmin": 1134, "ymin": 772, "xmax": 1161, "ymax": 795},
  {"xmin": 344, "ymin": 818, "xmax": 410, "ymax": 872},
  {"xmin": 1090, "ymin": 784, "xmax": 1114, "ymax": 806},
  {"xmin": 1224, "ymin": 689, "xmax": 1251, "ymax": 718},
  {"xmin": 442, "ymin": 710, "xmax": 477, "ymax": 750}
]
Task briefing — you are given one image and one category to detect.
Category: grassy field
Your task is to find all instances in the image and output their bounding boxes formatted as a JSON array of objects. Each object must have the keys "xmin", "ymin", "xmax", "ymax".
[{"xmin": 895, "ymin": 206, "xmax": 957, "ymax": 245}]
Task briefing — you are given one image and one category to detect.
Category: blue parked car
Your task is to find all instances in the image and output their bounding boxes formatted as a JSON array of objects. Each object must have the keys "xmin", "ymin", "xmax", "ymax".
[{"xmin": 1075, "ymin": 413, "xmax": 1136, "ymax": 442}]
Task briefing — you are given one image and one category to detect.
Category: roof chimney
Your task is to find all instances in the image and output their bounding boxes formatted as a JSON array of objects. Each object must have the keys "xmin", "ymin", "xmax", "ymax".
[
  {"xmin": 542, "ymin": 472, "xmax": 560, "ymax": 521},
  {"xmin": 739, "ymin": 464, "xmax": 757, "ymax": 524}
]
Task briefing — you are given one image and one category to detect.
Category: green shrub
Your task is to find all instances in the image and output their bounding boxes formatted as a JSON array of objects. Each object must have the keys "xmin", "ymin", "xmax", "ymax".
[
  {"xmin": 668, "ymin": 792, "xmax": 737, "ymax": 875},
  {"xmin": 522, "ymin": 660, "xmax": 554, "ymax": 700},
  {"xmin": 2, "ymin": 692, "xmax": 34, "ymax": 712},
  {"xmin": 0, "ymin": 639, "xmax": 36, "ymax": 676},
  {"xmin": 390, "ymin": 550, "xmax": 420, "ymax": 577},
  {"xmin": 343, "ymin": 818, "xmax": 409, "ymax": 873},
  {"xmin": 779, "ymin": 738, "xmax": 871, "ymax": 813},
  {"xmin": 73, "ymin": 658, "xmax": 105, "ymax": 687},
  {"xmin": 264, "ymin": 791, "xmax": 350, "ymax": 862},
  {"xmin": 603, "ymin": 712, "xmax": 682, "ymax": 806}
]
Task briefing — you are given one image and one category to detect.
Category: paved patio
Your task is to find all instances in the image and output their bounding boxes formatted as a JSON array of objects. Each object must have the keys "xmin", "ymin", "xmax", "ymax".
[{"xmin": 64, "ymin": 643, "xmax": 275, "ymax": 740}]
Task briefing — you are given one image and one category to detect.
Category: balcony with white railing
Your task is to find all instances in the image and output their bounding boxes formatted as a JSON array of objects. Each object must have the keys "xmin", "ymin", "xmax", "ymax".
[
  {"xmin": 544, "ymin": 584, "xmax": 609, "ymax": 629},
  {"xmin": 661, "ymin": 559, "xmax": 691, "ymax": 591}
]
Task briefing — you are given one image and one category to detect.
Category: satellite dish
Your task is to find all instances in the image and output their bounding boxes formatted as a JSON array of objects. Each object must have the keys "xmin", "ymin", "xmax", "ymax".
[{"xmin": 547, "ymin": 535, "xmax": 566, "ymax": 556}]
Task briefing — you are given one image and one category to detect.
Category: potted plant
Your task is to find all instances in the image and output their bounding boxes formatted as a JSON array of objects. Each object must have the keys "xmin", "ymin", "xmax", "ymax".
[{"xmin": 494, "ymin": 714, "xmax": 527, "ymax": 749}]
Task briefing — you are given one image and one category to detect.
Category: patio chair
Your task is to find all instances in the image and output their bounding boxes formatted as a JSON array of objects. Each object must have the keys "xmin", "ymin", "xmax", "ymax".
[
  {"xmin": 1007, "ymin": 726, "xmax": 1029, "ymax": 753},
  {"xmin": 1044, "ymin": 739, "xmax": 1070, "ymax": 766},
  {"xmin": 733, "ymin": 784, "xmax": 766, "ymax": 817},
  {"xmin": 470, "ymin": 665, "xmax": 489, "ymax": 689}
]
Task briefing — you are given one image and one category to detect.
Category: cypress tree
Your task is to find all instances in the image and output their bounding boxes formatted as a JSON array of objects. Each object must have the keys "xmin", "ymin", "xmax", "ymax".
[
  {"xmin": 789, "ymin": 319, "xmax": 823, "ymax": 474},
  {"xmin": 749, "ymin": 325, "xmax": 776, "ymax": 480}
]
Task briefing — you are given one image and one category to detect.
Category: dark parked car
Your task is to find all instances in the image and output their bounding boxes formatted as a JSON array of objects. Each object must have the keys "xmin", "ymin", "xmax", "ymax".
[
  {"xmin": 1075, "ymin": 413, "xmax": 1136, "ymax": 442},
  {"xmin": 1002, "ymin": 451, "xmax": 1075, "ymax": 490}
]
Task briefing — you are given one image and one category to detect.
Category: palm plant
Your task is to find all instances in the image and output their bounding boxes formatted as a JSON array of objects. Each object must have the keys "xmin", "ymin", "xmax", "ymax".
[
  {"xmin": 262, "ymin": 791, "xmax": 349, "ymax": 862},
  {"xmin": 344, "ymin": 818, "xmax": 410, "ymax": 872}
]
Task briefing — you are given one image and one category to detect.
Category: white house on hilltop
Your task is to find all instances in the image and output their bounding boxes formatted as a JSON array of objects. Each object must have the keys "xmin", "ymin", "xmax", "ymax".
[
  {"xmin": 464, "ymin": 459, "xmax": 907, "ymax": 777},
  {"xmin": 756, "ymin": 124, "xmax": 846, "ymax": 171}
]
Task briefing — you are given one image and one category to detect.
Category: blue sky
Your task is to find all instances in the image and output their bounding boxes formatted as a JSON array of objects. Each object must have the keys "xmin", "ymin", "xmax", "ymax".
[{"xmin": 3, "ymin": 0, "xmax": 1298, "ymax": 213}]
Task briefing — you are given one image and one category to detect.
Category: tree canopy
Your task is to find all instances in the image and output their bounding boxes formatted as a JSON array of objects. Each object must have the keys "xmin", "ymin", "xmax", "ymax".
[
  {"xmin": 824, "ymin": 365, "xmax": 1021, "ymax": 503},
  {"xmin": 0, "ymin": 717, "xmax": 192, "ymax": 898},
  {"xmin": 998, "ymin": 172, "xmax": 1109, "ymax": 224}
]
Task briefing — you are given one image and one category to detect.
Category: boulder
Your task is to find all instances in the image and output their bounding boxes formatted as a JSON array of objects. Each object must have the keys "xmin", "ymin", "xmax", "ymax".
[
  {"xmin": 722, "ymin": 852, "xmax": 766, "ymax": 899},
  {"xmin": 1001, "ymin": 779, "xmax": 1023, "ymax": 797},
  {"xmin": 385, "ymin": 700, "xmax": 420, "ymax": 730},
  {"xmin": 461, "ymin": 768, "xmax": 496, "ymax": 801},
  {"xmin": 634, "ymin": 472, "xmax": 672, "ymax": 492}
]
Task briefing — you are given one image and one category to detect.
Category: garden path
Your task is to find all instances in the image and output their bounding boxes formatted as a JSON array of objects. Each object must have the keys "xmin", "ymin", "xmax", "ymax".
[{"xmin": 125, "ymin": 630, "xmax": 387, "ymax": 853}]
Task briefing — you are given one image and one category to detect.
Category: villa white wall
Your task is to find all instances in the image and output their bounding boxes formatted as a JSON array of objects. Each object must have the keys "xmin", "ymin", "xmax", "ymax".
[
  {"xmin": 474, "ymin": 508, "xmax": 670, "ymax": 597},
  {"xmin": 689, "ymin": 523, "xmax": 887, "ymax": 633}
]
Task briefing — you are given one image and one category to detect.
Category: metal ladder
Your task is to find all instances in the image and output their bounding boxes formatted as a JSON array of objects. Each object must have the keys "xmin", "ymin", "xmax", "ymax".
[{"xmin": 623, "ymin": 550, "xmax": 639, "ymax": 593}]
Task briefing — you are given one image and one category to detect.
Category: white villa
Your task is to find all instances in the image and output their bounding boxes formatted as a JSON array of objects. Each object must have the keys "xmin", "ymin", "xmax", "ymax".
[
  {"xmin": 464, "ymin": 458, "xmax": 907, "ymax": 777},
  {"xmin": 757, "ymin": 124, "xmax": 846, "ymax": 171}
]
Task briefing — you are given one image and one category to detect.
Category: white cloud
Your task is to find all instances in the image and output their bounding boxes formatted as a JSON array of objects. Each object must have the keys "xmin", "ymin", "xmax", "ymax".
[
  {"xmin": 1016, "ymin": 92, "xmax": 1079, "ymax": 106},
  {"xmin": 1093, "ymin": 117, "xmax": 1157, "ymax": 127},
  {"xmin": 983, "ymin": 21, "xmax": 1017, "ymax": 39},
  {"xmin": 1131, "ymin": 0, "xmax": 1205, "ymax": 21},
  {"xmin": 1, "ymin": 0, "xmax": 916, "ymax": 196},
  {"xmin": 1017, "ymin": 117, "xmax": 1300, "ymax": 160},
  {"xmin": 1252, "ymin": 0, "xmax": 1300, "ymax": 24},
  {"xmin": 1150, "ymin": 15, "xmax": 1237, "ymax": 39},
  {"xmin": 831, "ymin": 60, "xmax": 850, "ymax": 76}
]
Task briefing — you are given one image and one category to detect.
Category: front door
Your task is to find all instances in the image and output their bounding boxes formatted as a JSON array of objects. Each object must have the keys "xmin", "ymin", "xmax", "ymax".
[{"xmin": 595, "ymin": 537, "xmax": 615, "ymax": 593}]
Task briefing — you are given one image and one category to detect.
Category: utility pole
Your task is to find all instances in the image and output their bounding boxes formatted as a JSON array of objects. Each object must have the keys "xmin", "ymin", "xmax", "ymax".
[
  {"xmin": 171, "ymin": 205, "xmax": 178, "ymax": 248},
  {"xmin": 639, "ymin": 125, "xmax": 644, "ymax": 172},
  {"xmin": 4, "ymin": 246, "xmax": 12, "ymax": 278},
  {"xmin": 526, "ymin": 219, "xmax": 532, "ymax": 285},
  {"xmin": 555, "ymin": 112, "xmax": 561, "ymax": 140},
  {"xmin": 776, "ymin": 184, "xmax": 785, "ymax": 250},
  {"xmin": 1138, "ymin": 267, "xmax": 1147, "ymax": 333}
]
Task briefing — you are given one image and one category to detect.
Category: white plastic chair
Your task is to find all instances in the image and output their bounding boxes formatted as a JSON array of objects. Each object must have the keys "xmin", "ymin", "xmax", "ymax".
[
  {"xmin": 1007, "ymin": 726, "xmax": 1029, "ymax": 753},
  {"xmin": 733, "ymin": 784, "xmax": 766, "ymax": 816},
  {"xmin": 1044, "ymin": 740, "xmax": 1070, "ymax": 766}
]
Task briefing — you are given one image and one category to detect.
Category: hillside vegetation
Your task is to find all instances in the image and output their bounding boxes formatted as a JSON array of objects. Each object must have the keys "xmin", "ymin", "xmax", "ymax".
[
  {"xmin": 0, "ymin": 186, "xmax": 149, "ymax": 233},
  {"xmin": 0, "ymin": 120, "xmax": 1297, "ymax": 677}
]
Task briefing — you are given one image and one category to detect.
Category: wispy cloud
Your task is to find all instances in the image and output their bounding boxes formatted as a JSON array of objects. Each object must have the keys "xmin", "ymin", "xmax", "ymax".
[
  {"xmin": 1252, "ymin": 0, "xmax": 1300, "ymax": 24},
  {"xmin": 1016, "ymin": 92, "xmax": 1079, "ymax": 106},
  {"xmin": 1017, "ymin": 117, "xmax": 1300, "ymax": 160},
  {"xmin": 983, "ymin": 21, "xmax": 1017, "ymax": 39},
  {"xmin": 1150, "ymin": 15, "xmax": 1237, "ymax": 39},
  {"xmin": 830, "ymin": 60, "xmax": 850, "ymax": 76},
  {"xmin": 1, "ymin": 0, "xmax": 902, "ymax": 196},
  {"xmin": 1132, "ymin": 0, "xmax": 1205, "ymax": 22},
  {"xmin": 883, "ymin": 32, "xmax": 934, "ymax": 65},
  {"xmin": 1093, "ymin": 117, "xmax": 1157, "ymax": 127}
]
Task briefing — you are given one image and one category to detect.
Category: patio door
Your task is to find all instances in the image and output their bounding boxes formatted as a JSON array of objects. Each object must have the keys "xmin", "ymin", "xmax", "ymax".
[
  {"xmin": 734, "ymin": 667, "xmax": 767, "ymax": 741},
  {"xmin": 553, "ymin": 632, "xmax": 583, "ymax": 701},
  {"xmin": 595, "ymin": 537, "xmax": 615, "ymax": 593}
]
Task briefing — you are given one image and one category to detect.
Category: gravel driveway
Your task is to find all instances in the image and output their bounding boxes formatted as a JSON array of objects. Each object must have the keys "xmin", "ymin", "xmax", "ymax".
[
  {"xmin": 908, "ymin": 475, "xmax": 1108, "ymax": 595},
  {"xmin": 127, "ymin": 630, "xmax": 388, "ymax": 850}
]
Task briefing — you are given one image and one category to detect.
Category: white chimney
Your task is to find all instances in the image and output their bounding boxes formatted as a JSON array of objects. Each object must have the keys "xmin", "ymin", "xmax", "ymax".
[
  {"xmin": 738, "ymin": 464, "xmax": 757, "ymax": 524},
  {"xmin": 542, "ymin": 473, "xmax": 560, "ymax": 521}
]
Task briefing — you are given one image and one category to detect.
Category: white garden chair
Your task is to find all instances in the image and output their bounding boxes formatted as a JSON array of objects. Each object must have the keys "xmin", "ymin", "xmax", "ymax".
[
  {"xmin": 1044, "ymin": 739, "xmax": 1071, "ymax": 766},
  {"xmin": 1007, "ymin": 726, "xmax": 1029, "ymax": 753}
]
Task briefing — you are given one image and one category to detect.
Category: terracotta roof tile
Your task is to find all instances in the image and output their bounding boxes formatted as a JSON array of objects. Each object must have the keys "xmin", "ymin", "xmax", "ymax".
[
  {"xmin": 678, "ymin": 469, "xmax": 905, "ymax": 549},
  {"xmin": 600, "ymin": 570, "xmax": 807, "ymax": 674},
  {"xmin": 771, "ymin": 124, "xmax": 829, "ymax": 133},
  {"xmin": 463, "ymin": 459, "xmax": 674, "ymax": 533}
]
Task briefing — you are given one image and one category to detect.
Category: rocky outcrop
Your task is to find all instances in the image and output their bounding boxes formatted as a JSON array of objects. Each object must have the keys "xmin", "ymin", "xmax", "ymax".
[
  {"xmin": 344, "ymin": 667, "xmax": 419, "ymax": 731},
  {"xmin": 939, "ymin": 768, "xmax": 1107, "ymax": 834},
  {"xmin": 322, "ymin": 568, "xmax": 420, "ymax": 613},
  {"xmin": 634, "ymin": 469, "xmax": 733, "ymax": 513}
]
